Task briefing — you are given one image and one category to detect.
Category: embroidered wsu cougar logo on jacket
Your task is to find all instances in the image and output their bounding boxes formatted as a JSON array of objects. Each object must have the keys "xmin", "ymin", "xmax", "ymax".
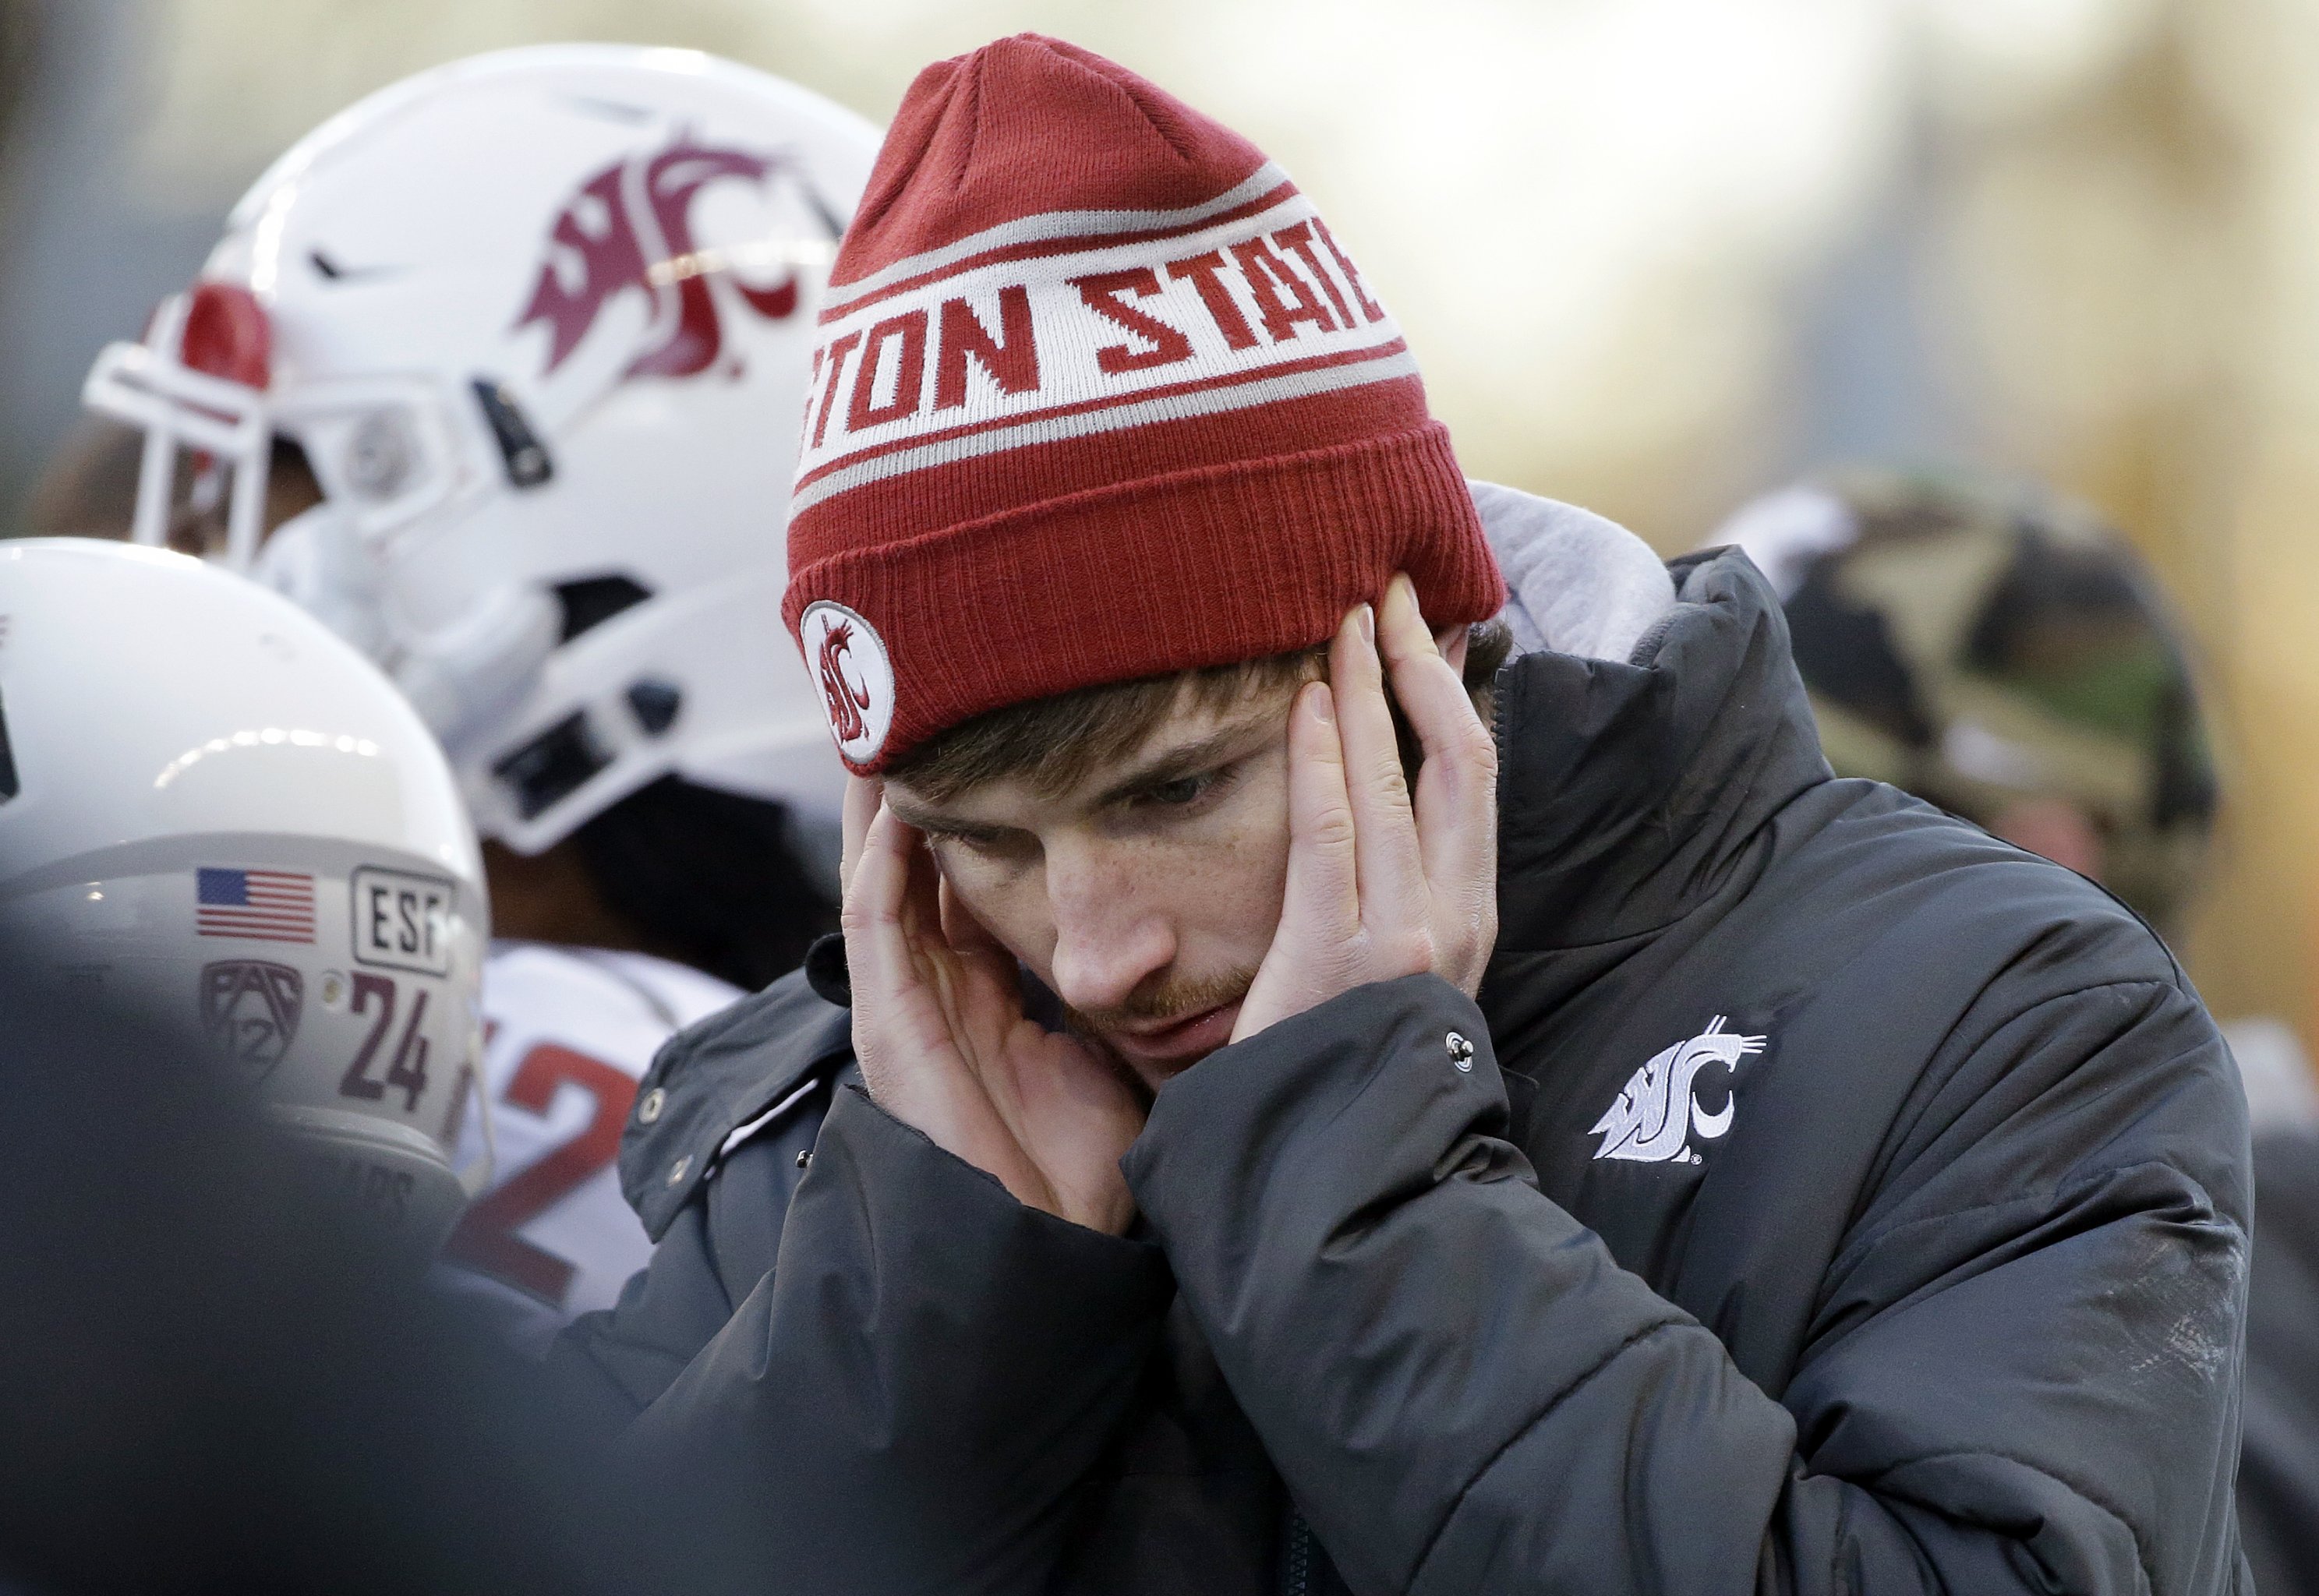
[
  {"xmin": 1589, "ymin": 1016, "xmax": 1766, "ymax": 1164},
  {"xmin": 515, "ymin": 133, "xmax": 808, "ymax": 381}
]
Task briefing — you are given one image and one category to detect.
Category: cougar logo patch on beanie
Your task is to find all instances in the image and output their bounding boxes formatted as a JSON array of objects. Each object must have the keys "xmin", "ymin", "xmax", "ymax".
[
  {"xmin": 800, "ymin": 601, "xmax": 894, "ymax": 764},
  {"xmin": 785, "ymin": 34, "xmax": 1504, "ymax": 774}
]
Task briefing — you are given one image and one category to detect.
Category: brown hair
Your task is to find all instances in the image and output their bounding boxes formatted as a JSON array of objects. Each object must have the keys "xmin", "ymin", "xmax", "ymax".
[{"xmin": 888, "ymin": 618, "xmax": 1513, "ymax": 803}]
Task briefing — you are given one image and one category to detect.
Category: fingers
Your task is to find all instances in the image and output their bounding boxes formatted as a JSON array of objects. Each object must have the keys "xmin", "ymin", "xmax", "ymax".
[
  {"xmin": 895, "ymin": 812, "xmax": 946, "ymax": 953},
  {"xmin": 938, "ymin": 872, "xmax": 1021, "ymax": 990},
  {"xmin": 1281, "ymin": 680, "xmax": 1360, "ymax": 941},
  {"xmin": 844, "ymin": 804, "xmax": 1007, "ymax": 1121},
  {"xmin": 837, "ymin": 799, "xmax": 921, "ymax": 1100},
  {"xmin": 843, "ymin": 799, "xmax": 949, "ymax": 1010},
  {"xmin": 840, "ymin": 775, "xmax": 882, "ymax": 901},
  {"xmin": 1329, "ymin": 602, "xmax": 1428, "ymax": 921},
  {"xmin": 1377, "ymin": 574, "xmax": 1497, "ymax": 893},
  {"xmin": 1436, "ymin": 622, "xmax": 1470, "ymax": 677},
  {"xmin": 1376, "ymin": 575, "xmax": 1471, "ymax": 746},
  {"xmin": 937, "ymin": 873, "xmax": 1001, "ymax": 957},
  {"xmin": 840, "ymin": 796, "xmax": 917, "ymax": 951},
  {"xmin": 843, "ymin": 782, "xmax": 953, "ymax": 997}
]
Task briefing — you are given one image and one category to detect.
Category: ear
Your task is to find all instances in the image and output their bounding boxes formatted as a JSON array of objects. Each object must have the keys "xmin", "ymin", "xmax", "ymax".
[{"xmin": 1435, "ymin": 623, "xmax": 1469, "ymax": 676}]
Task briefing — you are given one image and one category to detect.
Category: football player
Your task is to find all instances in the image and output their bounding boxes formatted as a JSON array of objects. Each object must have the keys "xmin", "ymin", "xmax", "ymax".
[{"xmin": 64, "ymin": 45, "xmax": 881, "ymax": 1348}]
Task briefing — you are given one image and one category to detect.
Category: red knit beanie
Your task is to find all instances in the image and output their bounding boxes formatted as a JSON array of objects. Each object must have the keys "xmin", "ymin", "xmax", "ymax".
[{"xmin": 785, "ymin": 34, "xmax": 1504, "ymax": 773}]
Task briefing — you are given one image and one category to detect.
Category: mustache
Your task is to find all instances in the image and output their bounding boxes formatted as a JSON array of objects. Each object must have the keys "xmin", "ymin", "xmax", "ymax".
[{"xmin": 1064, "ymin": 967, "xmax": 1256, "ymax": 1033}]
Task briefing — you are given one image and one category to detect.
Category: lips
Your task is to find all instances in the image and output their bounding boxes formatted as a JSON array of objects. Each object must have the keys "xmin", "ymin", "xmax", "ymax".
[{"xmin": 1101, "ymin": 999, "xmax": 1242, "ymax": 1072}]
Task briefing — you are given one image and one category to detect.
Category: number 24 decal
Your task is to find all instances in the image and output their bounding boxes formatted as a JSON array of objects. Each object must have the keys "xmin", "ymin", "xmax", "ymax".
[{"xmin": 338, "ymin": 971, "xmax": 430, "ymax": 1111}]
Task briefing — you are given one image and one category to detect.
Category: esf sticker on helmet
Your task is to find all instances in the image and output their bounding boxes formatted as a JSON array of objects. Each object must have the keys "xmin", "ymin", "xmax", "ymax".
[{"xmin": 350, "ymin": 865, "xmax": 454, "ymax": 976}]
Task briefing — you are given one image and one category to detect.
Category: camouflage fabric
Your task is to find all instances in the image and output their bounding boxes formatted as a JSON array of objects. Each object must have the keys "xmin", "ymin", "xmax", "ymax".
[{"xmin": 1716, "ymin": 468, "xmax": 2218, "ymax": 938}]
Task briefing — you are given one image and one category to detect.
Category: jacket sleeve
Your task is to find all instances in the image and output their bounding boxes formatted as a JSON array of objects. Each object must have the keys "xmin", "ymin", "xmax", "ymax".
[
  {"xmin": 1121, "ymin": 973, "xmax": 2250, "ymax": 1596},
  {"xmin": 2232, "ymin": 1128, "xmax": 2319, "ymax": 1594},
  {"xmin": 617, "ymin": 1083, "xmax": 1175, "ymax": 1595}
]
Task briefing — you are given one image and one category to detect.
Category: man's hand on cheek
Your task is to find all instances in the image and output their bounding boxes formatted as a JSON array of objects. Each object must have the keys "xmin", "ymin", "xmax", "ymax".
[
  {"xmin": 1232, "ymin": 574, "xmax": 1499, "ymax": 1043},
  {"xmin": 840, "ymin": 775, "xmax": 1146, "ymax": 1234}
]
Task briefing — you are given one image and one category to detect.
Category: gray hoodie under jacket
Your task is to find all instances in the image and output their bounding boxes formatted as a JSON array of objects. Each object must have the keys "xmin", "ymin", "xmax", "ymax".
[{"xmin": 551, "ymin": 491, "xmax": 2252, "ymax": 1596}]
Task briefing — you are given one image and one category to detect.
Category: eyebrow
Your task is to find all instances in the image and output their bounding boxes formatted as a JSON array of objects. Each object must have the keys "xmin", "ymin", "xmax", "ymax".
[
  {"xmin": 1086, "ymin": 710, "xmax": 1283, "ymax": 810},
  {"xmin": 883, "ymin": 791, "xmax": 995, "ymax": 835},
  {"xmin": 886, "ymin": 706, "xmax": 1285, "ymax": 835}
]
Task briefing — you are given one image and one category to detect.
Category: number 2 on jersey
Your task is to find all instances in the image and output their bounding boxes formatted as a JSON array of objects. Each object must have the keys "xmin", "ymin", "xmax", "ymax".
[{"xmin": 443, "ymin": 1043, "xmax": 635, "ymax": 1307}]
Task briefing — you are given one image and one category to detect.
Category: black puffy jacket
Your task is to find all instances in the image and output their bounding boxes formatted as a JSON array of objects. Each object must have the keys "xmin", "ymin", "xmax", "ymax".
[
  {"xmin": 2237, "ymin": 1128, "xmax": 2319, "ymax": 1594},
  {"xmin": 554, "ymin": 550, "xmax": 2252, "ymax": 1595}
]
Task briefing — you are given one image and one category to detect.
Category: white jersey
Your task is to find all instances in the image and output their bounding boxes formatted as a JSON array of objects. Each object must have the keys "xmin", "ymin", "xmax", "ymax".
[{"xmin": 438, "ymin": 941, "xmax": 742, "ymax": 1353}]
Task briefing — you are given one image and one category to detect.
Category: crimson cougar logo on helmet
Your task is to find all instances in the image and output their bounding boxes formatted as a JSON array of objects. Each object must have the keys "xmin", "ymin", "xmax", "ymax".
[
  {"xmin": 798, "ymin": 601, "xmax": 893, "ymax": 765},
  {"xmin": 514, "ymin": 132, "xmax": 808, "ymax": 382}
]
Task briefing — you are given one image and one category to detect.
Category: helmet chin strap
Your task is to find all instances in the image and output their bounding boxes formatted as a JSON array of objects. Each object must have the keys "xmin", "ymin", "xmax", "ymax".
[{"xmin": 256, "ymin": 505, "xmax": 561, "ymax": 754}]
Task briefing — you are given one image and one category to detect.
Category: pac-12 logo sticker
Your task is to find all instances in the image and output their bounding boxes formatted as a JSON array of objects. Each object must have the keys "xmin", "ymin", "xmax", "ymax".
[
  {"xmin": 200, "ymin": 959, "xmax": 305, "ymax": 1085},
  {"xmin": 799, "ymin": 600, "xmax": 894, "ymax": 764}
]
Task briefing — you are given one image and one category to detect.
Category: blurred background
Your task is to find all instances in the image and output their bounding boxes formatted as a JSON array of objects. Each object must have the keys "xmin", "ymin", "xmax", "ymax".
[{"xmin": 0, "ymin": 0, "xmax": 2311, "ymax": 1055}]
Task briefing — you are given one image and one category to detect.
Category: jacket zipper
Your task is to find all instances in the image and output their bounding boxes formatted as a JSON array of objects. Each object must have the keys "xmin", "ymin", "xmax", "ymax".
[{"xmin": 1282, "ymin": 1511, "xmax": 1313, "ymax": 1596}]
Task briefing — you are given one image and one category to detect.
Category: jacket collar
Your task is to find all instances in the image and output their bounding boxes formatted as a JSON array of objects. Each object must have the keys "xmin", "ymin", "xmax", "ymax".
[
  {"xmin": 1485, "ymin": 547, "xmax": 1830, "ymax": 960},
  {"xmin": 618, "ymin": 969, "xmax": 851, "ymax": 1240}
]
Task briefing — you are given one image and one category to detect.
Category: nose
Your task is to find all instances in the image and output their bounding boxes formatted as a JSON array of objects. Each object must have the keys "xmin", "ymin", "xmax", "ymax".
[{"xmin": 1044, "ymin": 842, "xmax": 1175, "ymax": 1015}]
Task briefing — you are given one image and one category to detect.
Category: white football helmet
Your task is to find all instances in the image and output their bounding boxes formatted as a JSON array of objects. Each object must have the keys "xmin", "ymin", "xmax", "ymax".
[
  {"xmin": 82, "ymin": 44, "xmax": 880, "ymax": 852},
  {"xmin": 0, "ymin": 540, "xmax": 488, "ymax": 1251}
]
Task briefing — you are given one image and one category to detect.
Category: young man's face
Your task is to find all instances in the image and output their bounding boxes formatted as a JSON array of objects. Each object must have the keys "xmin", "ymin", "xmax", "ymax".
[{"xmin": 883, "ymin": 683, "xmax": 1299, "ymax": 1092}]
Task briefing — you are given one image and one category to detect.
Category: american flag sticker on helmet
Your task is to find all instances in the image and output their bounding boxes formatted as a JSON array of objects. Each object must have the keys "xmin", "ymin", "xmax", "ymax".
[{"xmin": 195, "ymin": 867, "xmax": 316, "ymax": 945}]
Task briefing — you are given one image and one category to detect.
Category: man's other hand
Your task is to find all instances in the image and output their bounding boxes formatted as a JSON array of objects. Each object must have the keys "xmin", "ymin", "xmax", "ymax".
[{"xmin": 1232, "ymin": 574, "xmax": 1499, "ymax": 1043}]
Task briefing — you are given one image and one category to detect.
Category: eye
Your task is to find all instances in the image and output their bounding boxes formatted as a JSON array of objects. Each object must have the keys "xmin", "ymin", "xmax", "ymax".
[{"xmin": 1123, "ymin": 763, "xmax": 1239, "ymax": 819}]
